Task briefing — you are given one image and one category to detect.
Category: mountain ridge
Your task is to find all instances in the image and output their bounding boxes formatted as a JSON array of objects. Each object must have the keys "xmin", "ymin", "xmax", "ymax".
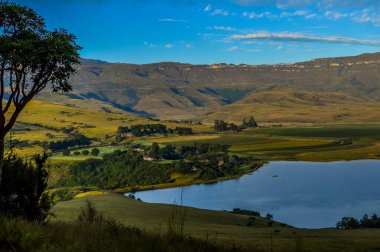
[{"xmin": 41, "ymin": 52, "xmax": 380, "ymax": 123}]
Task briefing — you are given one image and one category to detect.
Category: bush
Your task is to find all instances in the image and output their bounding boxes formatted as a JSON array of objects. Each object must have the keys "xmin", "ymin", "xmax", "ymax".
[
  {"xmin": 78, "ymin": 200, "xmax": 104, "ymax": 226},
  {"xmin": 336, "ymin": 217, "xmax": 360, "ymax": 229},
  {"xmin": 91, "ymin": 148, "xmax": 100, "ymax": 156},
  {"xmin": 62, "ymin": 149, "xmax": 70, "ymax": 156},
  {"xmin": 82, "ymin": 150, "xmax": 89, "ymax": 156},
  {"xmin": 0, "ymin": 154, "xmax": 54, "ymax": 222}
]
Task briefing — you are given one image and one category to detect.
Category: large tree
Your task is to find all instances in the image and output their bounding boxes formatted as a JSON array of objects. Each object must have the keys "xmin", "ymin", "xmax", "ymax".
[{"xmin": 0, "ymin": 2, "xmax": 81, "ymax": 184}]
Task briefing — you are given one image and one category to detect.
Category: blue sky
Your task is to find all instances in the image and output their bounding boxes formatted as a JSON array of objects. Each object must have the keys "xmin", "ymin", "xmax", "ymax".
[{"xmin": 12, "ymin": 0, "xmax": 380, "ymax": 64}]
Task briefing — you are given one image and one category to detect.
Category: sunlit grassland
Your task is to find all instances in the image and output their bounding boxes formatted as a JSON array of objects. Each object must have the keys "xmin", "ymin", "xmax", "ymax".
[
  {"xmin": 149, "ymin": 124, "xmax": 380, "ymax": 161},
  {"xmin": 18, "ymin": 99, "xmax": 210, "ymax": 135},
  {"xmin": 52, "ymin": 194, "xmax": 380, "ymax": 251},
  {"xmin": 7, "ymin": 99, "xmax": 211, "ymax": 156},
  {"xmin": 74, "ymin": 191, "xmax": 108, "ymax": 198},
  {"xmin": 7, "ymin": 99, "xmax": 380, "ymax": 162}
]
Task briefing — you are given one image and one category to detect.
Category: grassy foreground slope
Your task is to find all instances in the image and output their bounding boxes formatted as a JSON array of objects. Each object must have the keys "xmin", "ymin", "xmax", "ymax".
[{"xmin": 52, "ymin": 194, "xmax": 380, "ymax": 252}]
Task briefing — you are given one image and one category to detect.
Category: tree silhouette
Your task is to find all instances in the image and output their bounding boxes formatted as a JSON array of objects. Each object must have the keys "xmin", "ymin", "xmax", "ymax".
[{"xmin": 0, "ymin": 2, "xmax": 81, "ymax": 184}]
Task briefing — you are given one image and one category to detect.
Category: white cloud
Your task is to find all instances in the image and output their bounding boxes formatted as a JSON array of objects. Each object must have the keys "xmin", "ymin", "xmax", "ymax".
[
  {"xmin": 228, "ymin": 46, "xmax": 240, "ymax": 51},
  {"xmin": 243, "ymin": 11, "xmax": 276, "ymax": 19},
  {"xmin": 228, "ymin": 46, "xmax": 261, "ymax": 52},
  {"xmin": 352, "ymin": 8, "xmax": 380, "ymax": 26},
  {"xmin": 280, "ymin": 10, "xmax": 310, "ymax": 17},
  {"xmin": 158, "ymin": 18, "xmax": 186, "ymax": 23},
  {"xmin": 230, "ymin": 0, "xmax": 380, "ymax": 9},
  {"xmin": 204, "ymin": 4, "xmax": 212, "ymax": 12},
  {"xmin": 305, "ymin": 13, "xmax": 317, "ymax": 19},
  {"xmin": 324, "ymin": 11, "xmax": 350, "ymax": 20},
  {"xmin": 307, "ymin": 26, "xmax": 328, "ymax": 29},
  {"xmin": 209, "ymin": 25, "xmax": 236, "ymax": 31},
  {"xmin": 144, "ymin": 42, "xmax": 157, "ymax": 48},
  {"xmin": 165, "ymin": 44, "xmax": 175, "ymax": 49},
  {"xmin": 212, "ymin": 9, "xmax": 229, "ymax": 16},
  {"xmin": 243, "ymin": 10, "xmax": 316, "ymax": 19},
  {"xmin": 231, "ymin": 31, "xmax": 380, "ymax": 46}
]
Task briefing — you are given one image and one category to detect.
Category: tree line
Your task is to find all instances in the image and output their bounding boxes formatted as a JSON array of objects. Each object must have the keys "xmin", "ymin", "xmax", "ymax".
[
  {"xmin": 214, "ymin": 116, "xmax": 258, "ymax": 132},
  {"xmin": 48, "ymin": 133, "xmax": 92, "ymax": 151},
  {"xmin": 117, "ymin": 124, "xmax": 193, "ymax": 137},
  {"xmin": 337, "ymin": 214, "xmax": 380, "ymax": 229}
]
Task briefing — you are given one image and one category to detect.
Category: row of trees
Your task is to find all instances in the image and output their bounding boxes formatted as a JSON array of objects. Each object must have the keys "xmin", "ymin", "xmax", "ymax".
[
  {"xmin": 48, "ymin": 134, "xmax": 92, "ymax": 151},
  {"xmin": 144, "ymin": 142, "xmax": 230, "ymax": 161},
  {"xmin": 117, "ymin": 124, "xmax": 193, "ymax": 137},
  {"xmin": 63, "ymin": 148, "xmax": 100, "ymax": 156},
  {"xmin": 337, "ymin": 214, "xmax": 380, "ymax": 229},
  {"xmin": 214, "ymin": 116, "xmax": 258, "ymax": 132}
]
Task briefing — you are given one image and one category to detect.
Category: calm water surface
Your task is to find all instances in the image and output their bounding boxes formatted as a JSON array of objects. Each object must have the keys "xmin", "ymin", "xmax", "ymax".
[{"xmin": 129, "ymin": 160, "xmax": 380, "ymax": 228}]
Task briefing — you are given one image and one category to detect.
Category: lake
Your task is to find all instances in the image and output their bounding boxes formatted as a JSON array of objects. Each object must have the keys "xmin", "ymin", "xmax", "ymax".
[{"xmin": 129, "ymin": 160, "xmax": 380, "ymax": 228}]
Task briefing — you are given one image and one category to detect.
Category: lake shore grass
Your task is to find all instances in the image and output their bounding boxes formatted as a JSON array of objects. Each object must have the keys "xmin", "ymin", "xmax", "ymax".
[{"xmin": 50, "ymin": 194, "xmax": 380, "ymax": 252}]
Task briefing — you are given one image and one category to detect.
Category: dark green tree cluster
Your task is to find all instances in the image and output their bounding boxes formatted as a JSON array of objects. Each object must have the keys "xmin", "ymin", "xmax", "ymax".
[
  {"xmin": 62, "ymin": 151, "xmax": 173, "ymax": 189},
  {"xmin": 231, "ymin": 208, "xmax": 261, "ymax": 217},
  {"xmin": 117, "ymin": 124, "xmax": 193, "ymax": 137},
  {"xmin": 214, "ymin": 120, "xmax": 241, "ymax": 132},
  {"xmin": 0, "ymin": 154, "xmax": 53, "ymax": 221},
  {"xmin": 121, "ymin": 124, "xmax": 168, "ymax": 137},
  {"xmin": 91, "ymin": 148, "xmax": 100, "ymax": 156},
  {"xmin": 173, "ymin": 127, "xmax": 193, "ymax": 136},
  {"xmin": 158, "ymin": 144, "xmax": 177, "ymax": 160},
  {"xmin": 242, "ymin": 116, "xmax": 258, "ymax": 128},
  {"xmin": 48, "ymin": 133, "xmax": 91, "ymax": 151},
  {"xmin": 57, "ymin": 142, "xmax": 254, "ymax": 189},
  {"xmin": 337, "ymin": 214, "xmax": 380, "ymax": 229}
]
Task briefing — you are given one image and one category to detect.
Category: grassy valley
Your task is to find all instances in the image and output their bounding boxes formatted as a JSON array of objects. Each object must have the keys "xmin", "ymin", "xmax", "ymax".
[{"xmin": 3, "ymin": 53, "xmax": 380, "ymax": 251}]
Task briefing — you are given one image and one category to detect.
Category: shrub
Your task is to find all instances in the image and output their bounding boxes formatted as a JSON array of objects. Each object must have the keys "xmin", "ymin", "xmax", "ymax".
[
  {"xmin": 0, "ymin": 154, "xmax": 54, "ymax": 222},
  {"xmin": 336, "ymin": 217, "xmax": 360, "ymax": 229},
  {"xmin": 62, "ymin": 149, "xmax": 70, "ymax": 156},
  {"xmin": 91, "ymin": 148, "xmax": 100, "ymax": 156},
  {"xmin": 78, "ymin": 200, "xmax": 104, "ymax": 226}
]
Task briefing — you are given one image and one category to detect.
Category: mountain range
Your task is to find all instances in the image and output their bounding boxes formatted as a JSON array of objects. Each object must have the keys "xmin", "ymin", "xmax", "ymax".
[{"xmin": 39, "ymin": 52, "xmax": 380, "ymax": 124}]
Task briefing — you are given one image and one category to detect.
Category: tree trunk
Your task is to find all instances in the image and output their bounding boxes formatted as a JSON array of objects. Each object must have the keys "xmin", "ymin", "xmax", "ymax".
[{"xmin": 0, "ymin": 137, "xmax": 4, "ymax": 186}]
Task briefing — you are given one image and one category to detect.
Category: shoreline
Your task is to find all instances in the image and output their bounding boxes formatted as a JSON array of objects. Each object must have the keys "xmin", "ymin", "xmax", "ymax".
[{"xmin": 113, "ymin": 161, "xmax": 265, "ymax": 194}]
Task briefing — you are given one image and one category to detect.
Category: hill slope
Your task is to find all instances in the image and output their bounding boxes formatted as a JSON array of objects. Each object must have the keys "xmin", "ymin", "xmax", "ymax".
[
  {"xmin": 205, "ymin": 87, "xmax": 380, "ymax": 123},
  {"xmin": 51, "ymin": 194, "xmax": 380, "ymax": 251}
]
